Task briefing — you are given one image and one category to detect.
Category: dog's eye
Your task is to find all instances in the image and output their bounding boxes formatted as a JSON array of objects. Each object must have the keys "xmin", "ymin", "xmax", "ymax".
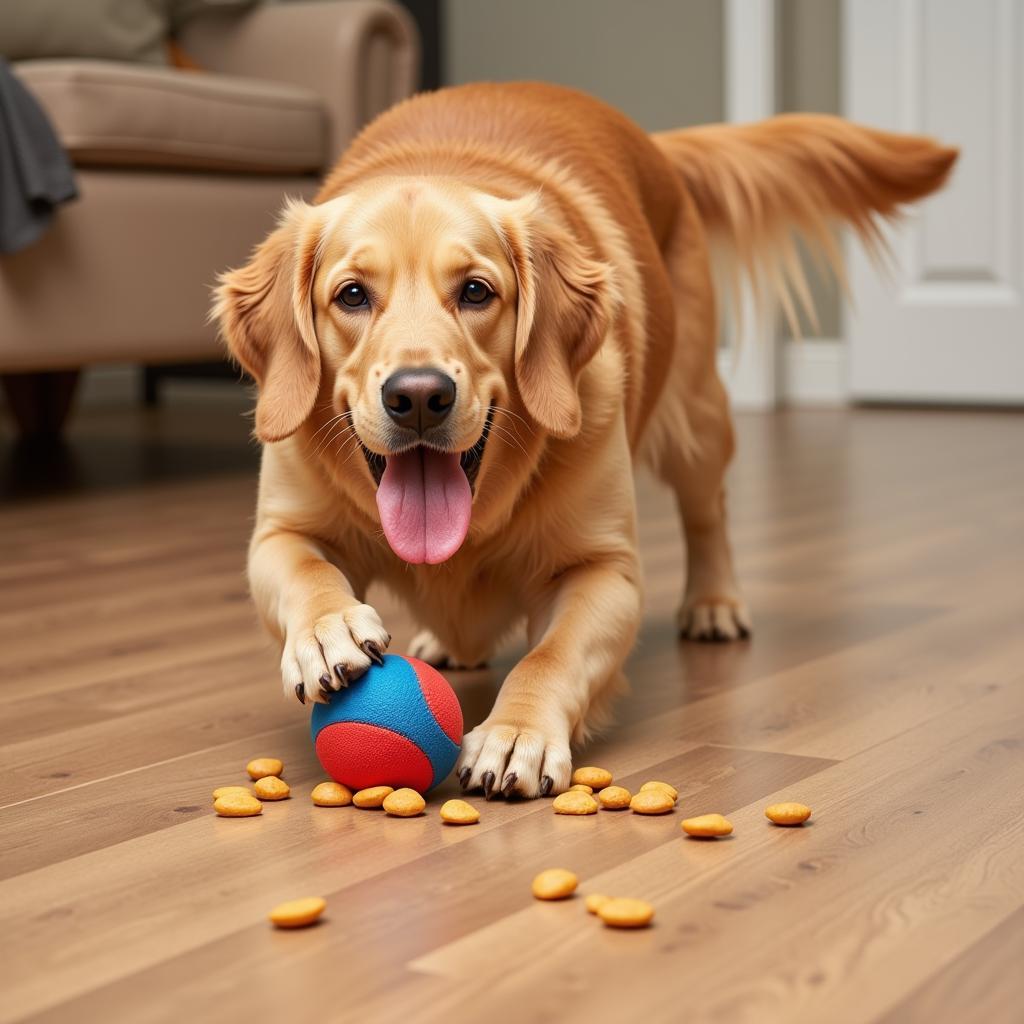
[
  {"xmin": 337, "ymin": 283, "xmax": 369, "ymax": 309},
  {"xmin": 460, "ymin": 279, "xmax": 492, "ymax": 306}
]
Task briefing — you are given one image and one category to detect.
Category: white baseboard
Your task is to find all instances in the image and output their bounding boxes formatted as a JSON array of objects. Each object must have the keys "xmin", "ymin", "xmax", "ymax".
[
  {"xmin": 719, "ymin": 338, "xmax": 847, "ymax": 408},
  {"xmin": 781, "ymin": 337, "xmax": 847, "ymax": 405}
]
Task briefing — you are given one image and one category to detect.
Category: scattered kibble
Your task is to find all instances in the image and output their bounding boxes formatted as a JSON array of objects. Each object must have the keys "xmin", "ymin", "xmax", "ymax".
[
  {"xmin": 353, "ymin": 786, "xmax": 394, "ymax": 809},
  {"xmin": 572, "ymin": 767, "xmax": 613, "ymax": 789},
  {"xmin": 311, "ymin": 781, "xmax": 353, "ymax": 807},
  {"xmin": 213, "ymin": 792, "xmax": 263, "ymax": 817},
  {"xmin": 553, "ymin": 791, "xmax": 599, "ymax": 815},
  {"xmin": 597, "ymin": 786, "xmax": 632, "ymax": 810},
  {"xmin": 254, "ymin": 776, "xmax": 290, "ymax": 801},
  {"xmin": 629, "ymin": 789, "xmax": 674, "ymax": 815},
  {"xmin": 597, "ymin": 897, "xmax": 654, "ymax": 929},
  {"xmin": 383, "ymin": 788, "xmax": 426, "ymax": 817},
  {"xmin": 439, "ymin": 799, "xmax": 479, "ymax": 825},
  {"xmin": 765, "ymin": 802, "xmax": 812, "ymax": 826},
  {"xmin": 268, "ymin": 897, "xmax": 326, "ymax": 929},
  {"xmin": 531, "ymin": 869, "xmax": 578, "ymax": 900},
  {"xmin": 585, "ymin": 893, "xmax": 612, "ymax": 914},
  {"xmin": 246, "ymin": 758, "xmax": 283, "ymax": 781},
  {"xmin": 681, "ymin": 813, "xmax": 733, "ymax": 837},
  {"xmin": 212, "ymin": 785, "xmax": 252, "ymax": 801},
  {"xmin": 569, "ymin": 784, "xmax": 594, "ymax": 794},
  {"xmin": 640, "ymin": 781, "xmax": 678, "ymax": 803}
]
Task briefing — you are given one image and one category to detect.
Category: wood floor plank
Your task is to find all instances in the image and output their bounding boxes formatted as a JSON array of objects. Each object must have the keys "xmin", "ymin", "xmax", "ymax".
[
  {"xmin": 6, "ymin": 744, "xmax": 832, "ymax": 1023},
  {"xmin": 1, "ymin": 405, "xmax": 1021, "ymax": 1024},
  {"xmin": 402, "ymin": 679, "xmax": 1024, "ymax": 1024},
  {"xmin": 875, "ymin": 907, "xmax": 1024, "ymax": 1023}
]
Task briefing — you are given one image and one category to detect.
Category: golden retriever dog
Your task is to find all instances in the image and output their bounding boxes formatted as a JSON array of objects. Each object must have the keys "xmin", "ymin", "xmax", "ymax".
[{"xmin": 214, "ymin": 83, "xmax": 955, "ymax": 799}]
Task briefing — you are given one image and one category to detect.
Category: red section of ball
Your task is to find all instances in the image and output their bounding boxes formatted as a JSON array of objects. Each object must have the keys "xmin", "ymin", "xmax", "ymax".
[
  {"xmin": 406, "ymin": 656, "xmax": 463, "ymax": 745},
  {"xmin": 314, "ymin": 721, "xmax": 434, "ymax": 791}
]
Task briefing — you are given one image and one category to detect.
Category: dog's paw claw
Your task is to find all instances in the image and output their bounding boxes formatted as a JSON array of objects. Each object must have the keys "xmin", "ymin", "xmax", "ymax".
[
  {"xmin": 281, "ymin": 602, "xmax": 391, "ymax": 704},
  {"xmin": 362, "ymin": 640, "xmax": 385, "ymax": 666},
  {"xmin": 678, "ymin": 599, "xmax": 752, "ymax": 643},
  {"xmin": 457, "ymin": 721, "xmax": 572, "ymax": 799}
]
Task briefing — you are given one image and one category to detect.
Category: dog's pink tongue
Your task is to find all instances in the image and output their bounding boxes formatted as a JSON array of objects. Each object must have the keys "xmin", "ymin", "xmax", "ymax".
[{"xmin": 376, "ymin": 449, "xmax": 472, "ymax": 564}]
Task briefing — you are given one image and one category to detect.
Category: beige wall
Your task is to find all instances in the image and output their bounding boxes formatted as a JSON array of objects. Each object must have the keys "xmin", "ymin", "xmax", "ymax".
[
  {"xmin": 444, "ymin": 0, "xmax": 841, "ymax": 336},
  {"xmin": 444, "ymin": 0, "xmax": 723, "ymax": 131}
]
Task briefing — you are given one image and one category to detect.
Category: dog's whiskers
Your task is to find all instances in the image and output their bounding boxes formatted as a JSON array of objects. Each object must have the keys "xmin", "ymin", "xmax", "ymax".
[
  {"xmin": 491, "ymin": 405, "xmax": 535, "ymax": 436},
  {"xmin": 314, "ymin": 420, "xmax": 358, "ymax": 459},
  {"xmin": 309, "ymin": 409, "xmax": 353, "ymax": 444},
  {"xmin": 486, "ymin": 421, "xmax": 529, "ymax": 458}
]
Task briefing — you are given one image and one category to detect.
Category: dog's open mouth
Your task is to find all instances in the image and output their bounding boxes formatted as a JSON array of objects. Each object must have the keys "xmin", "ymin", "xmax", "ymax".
[{"xmin": 361, "ymin": 409, "xmax": 493, "ymax": 565}]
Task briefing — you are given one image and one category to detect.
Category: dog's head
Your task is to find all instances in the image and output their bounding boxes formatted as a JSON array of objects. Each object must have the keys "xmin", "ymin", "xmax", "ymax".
[{"xmin": 213, "ymin": 180, "xmax": 617, "ymax": 564}]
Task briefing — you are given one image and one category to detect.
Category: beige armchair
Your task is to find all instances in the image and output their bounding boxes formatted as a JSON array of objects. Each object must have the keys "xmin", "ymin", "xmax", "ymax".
[{"xmin": 0, "ymin": 1, "xmax": 418, "ymax": 434}]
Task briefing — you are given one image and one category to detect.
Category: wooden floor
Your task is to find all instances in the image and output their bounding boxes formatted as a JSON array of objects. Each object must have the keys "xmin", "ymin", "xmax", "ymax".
[{"xmin": 2, "ymin": 400, "xmax": 1022, "ymax": 1024}]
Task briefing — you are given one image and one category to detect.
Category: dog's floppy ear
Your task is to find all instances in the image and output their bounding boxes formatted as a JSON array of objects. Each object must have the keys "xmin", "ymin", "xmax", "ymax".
[
  {"xmin": 491, "ymin": 196, "xmax": 619, "ymax": 439},
  {"xmin": 213, "ymin": 200, "xmax": 322, "ymax": 443}
]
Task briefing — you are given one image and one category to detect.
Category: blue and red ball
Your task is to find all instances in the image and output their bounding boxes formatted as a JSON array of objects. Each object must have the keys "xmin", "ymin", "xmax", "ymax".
[{"xmin": 311, "ymin": 654, "xmax": 462, "ymax": 792}]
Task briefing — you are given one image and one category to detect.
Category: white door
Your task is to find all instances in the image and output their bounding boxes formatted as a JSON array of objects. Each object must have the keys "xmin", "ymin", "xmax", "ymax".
[{"xmin": 844, "ymin": 0, "xmax": 1024, "ymax": 403}]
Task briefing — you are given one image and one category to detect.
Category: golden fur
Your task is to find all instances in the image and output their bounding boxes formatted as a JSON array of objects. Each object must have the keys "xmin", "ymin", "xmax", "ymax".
[{"xmin": 214, "ymin": 83, "xmax": 956, "ymax": 798}]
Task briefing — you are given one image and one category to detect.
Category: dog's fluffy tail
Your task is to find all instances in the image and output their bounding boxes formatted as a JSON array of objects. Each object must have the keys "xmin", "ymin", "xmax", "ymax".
[{"xmin": 652, "ymin": 114, "xmax": 958, "ymax": 330}]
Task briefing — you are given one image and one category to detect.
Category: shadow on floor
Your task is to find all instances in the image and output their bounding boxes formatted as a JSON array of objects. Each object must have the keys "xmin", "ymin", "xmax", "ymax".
[{"xmin": 0, "ymin": 404, "xmax": 259, "ymax": 502}]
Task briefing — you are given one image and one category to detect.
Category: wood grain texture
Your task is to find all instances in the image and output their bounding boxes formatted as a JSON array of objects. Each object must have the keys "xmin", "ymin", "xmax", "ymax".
[{"xmin": 1, "ymin": 404, "xmax": 1022, "ymax": 1024}]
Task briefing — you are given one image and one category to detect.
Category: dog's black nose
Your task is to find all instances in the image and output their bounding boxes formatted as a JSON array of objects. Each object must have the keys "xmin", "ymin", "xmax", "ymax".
[{"xmin": 381, "ymin": 368, "xmax": 456, "ymax": 434}]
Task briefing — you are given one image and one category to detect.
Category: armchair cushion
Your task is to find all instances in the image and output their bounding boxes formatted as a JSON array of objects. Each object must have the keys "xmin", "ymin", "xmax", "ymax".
[{"xmin": 14, "ymin": 59, "xmax": 326, "ymax": 174}]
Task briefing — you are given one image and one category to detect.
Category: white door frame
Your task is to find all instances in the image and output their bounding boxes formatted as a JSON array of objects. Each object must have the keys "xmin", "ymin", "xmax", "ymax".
[
  {"xmin": 719, "ymin": 0, "xmax": 780, "ymax": 409},
  {"xmin": 717, "ymin": 0, "xmax": 850, "ymax": 409}
]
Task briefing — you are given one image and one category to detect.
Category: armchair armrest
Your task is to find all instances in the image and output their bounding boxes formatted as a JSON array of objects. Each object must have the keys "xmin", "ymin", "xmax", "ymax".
[{"xmin": 178, "ymin": 1, "xmax": 419, "ymax": 165}]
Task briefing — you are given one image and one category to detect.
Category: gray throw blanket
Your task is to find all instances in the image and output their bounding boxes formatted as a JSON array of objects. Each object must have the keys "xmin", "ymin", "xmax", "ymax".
[{"xmin": 0, "ymin": 58, "xmax": 76, "ymax": 254}]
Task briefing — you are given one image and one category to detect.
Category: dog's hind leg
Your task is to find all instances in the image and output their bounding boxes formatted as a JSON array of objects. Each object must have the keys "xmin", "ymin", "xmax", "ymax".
[
  {"xmin": 639, "ymin": 204, "xmax": 750, "ymax": 642},
  {"xmin": 647, "ymin": 379, "xmax": 750, "ymax": 642},
  {"xmin": 408, "ymin": 629, "xmax": 488, "ymax": 670}
]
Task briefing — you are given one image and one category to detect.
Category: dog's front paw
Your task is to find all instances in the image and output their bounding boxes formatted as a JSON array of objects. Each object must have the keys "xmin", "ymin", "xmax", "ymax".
[
  {"xmin": 281, "ymin": 602, "xmax": 391, "ymax": 704},
  {"xmin": 678, "ymin": 598, "xmax": 752, "ymax": 642},
  {"xmin": 456, "ymin": 718, "xmax": 572, "ymax": 799}
]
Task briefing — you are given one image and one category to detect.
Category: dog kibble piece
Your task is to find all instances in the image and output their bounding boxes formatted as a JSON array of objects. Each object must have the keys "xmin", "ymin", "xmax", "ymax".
[
  {"xmin": 311, "ymin": 781, "xmax": 353, "ymax": 807},
  {"xmin": 597, "ymin": 786, "xmax": 632, "ymax": 810},
  {"xmin": 254, "ymin": 776, "xmax": 290, "ymax": 801},
  {"xmin": 572, "ymin": 767, "xmax": 613, "ymax": 789},
  {"xmin": 629, "ymin": 789, "xmax": 674, "ymax": 815},
  {"xmin": 212, "ymin": 785, "xmax": 252, "ymax": 801},
  {"xmin": 531, "ymin": 869, "xmax": 578, "ymax": 900},
  {"xmin": 585, "ymin": 893, "xmax": 612, "ymax": 915},
  {"xmin": 597, "ymin": 897, "xmax": 655, "ymax": 929},
  {"xmin": 213, "ymin": 792, "xmax": 263, "ymax": 817},
  {"xmin": 440, "ymin": 799, "xmax": 480, "ymax": 825},
  {"xmin": 553, "ymin": 791, "xmax": 599, "ymax": 815},
  {"xmin": 765, "ymin": 802, "xmax": 812, "ymax": 826},
  {"xmin": 681, "ymin": 813, "xmax": 733, "ymax": 837},
  {"xmin": 640, "ymin": 780, "xmax": 678, "ymax": 803},
  {"xmin": 383, "ymin": 788, "xmax": 426, "ymax": 817},
  {"xmin": 353, "ymin": 786, "xmax": 394, "ymax": 808},
  {"xmin": 268, "ymin": 897, "xmax": 326, "ymax": 929},
  {"xmin": 246, "ymin": 758, "xmax": 283, "ymax": 781},
  {"xmin": 570, "ymin": 784, "xmax": 594, "ymax": 794}
]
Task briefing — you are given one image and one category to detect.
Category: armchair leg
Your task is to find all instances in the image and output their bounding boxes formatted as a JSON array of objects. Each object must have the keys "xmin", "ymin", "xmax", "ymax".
[
  {"xmin": 142, "ymin": 366, "xmax": 161, "ymax": 407},
  {"xmin": 1, "ymin": 370, "xmax": 80, "ymax": 438}
]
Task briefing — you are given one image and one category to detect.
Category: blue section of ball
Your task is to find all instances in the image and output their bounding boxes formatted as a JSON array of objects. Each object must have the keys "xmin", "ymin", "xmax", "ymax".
[{"xmin": 310, "ymin": 654, "xmax": 460, "ymax": 789}]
